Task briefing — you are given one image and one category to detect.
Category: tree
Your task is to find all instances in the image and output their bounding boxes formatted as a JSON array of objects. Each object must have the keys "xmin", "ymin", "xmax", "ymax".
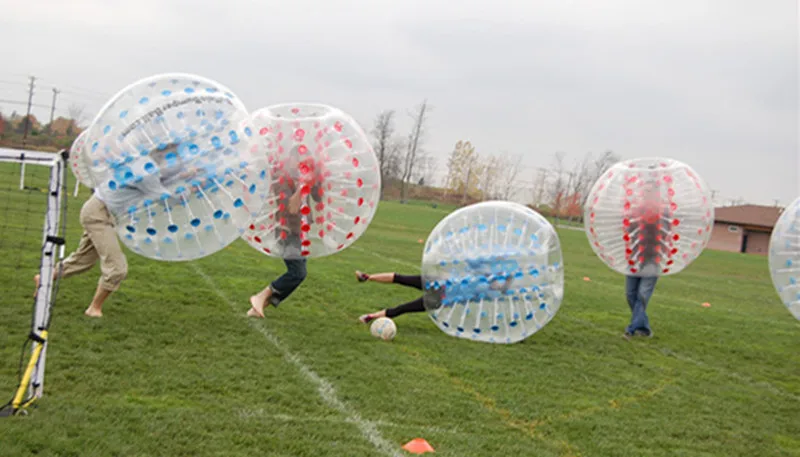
[
  {"xmin": 579, "ymin": 150, "xmax": 620, "ymax": 209},
  {"xmin": 68, "ymin": 104, "xmax": 87, "ymax": 128},
  {"xmin": 497, "ymin": 153, "xmax": 524, "ymax": 200},
  {"xmin": 413, "ymin": 154, "xmax": 437, "ymax": 187},
  {"xmin": 530, "ymin": 168, "xmax": 548, "ymax": 207},
  {"xmin": 445, "ymin": 139, "xmax": 484, "ymax": 201},
  {"xmin": 445, "ymin": 140, "xmax": 476, "ymax": 193},
  {"xmin": 478, "ymin": 153, "xmax": 502, "ymax": 200},
  {"xmin": 549, "ymin": 152, "xmax": 568, "ymax": 219},
  {"xmin": 400, "ymin": 100, "xmax": 429, "ymax": 203},
  {"xmin": 371, "ymin": 110, "xmax": 398, "ymax": 199}
]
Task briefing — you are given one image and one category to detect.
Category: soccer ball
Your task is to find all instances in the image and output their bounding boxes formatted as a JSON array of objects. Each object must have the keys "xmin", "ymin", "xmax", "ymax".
[{"xmin": 370, "ymin": 317, "xmax": 397, "ymax": 341}]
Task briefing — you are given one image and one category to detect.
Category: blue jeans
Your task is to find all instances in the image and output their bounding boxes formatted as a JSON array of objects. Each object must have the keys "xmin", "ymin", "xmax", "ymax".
[
  {"xmin": 625, "ymin": 276, "xmax": 658, "ymax": 335},
  {"xmin": 269, "ymin": 259, "xmax": 307, "ymax": 306}
]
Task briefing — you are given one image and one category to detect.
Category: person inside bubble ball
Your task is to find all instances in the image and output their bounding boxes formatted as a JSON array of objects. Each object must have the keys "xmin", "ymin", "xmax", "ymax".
[
  {"xmin": 34, "ymin": 142, "xmax": 196, "ymax": 317},
  {"xmin": 248, "ymin": 147, "xmax": 325, "ymax": 318},
  {"xmin": 355, "ymin": 257, "xmax": 515, "ymax": 324},
  {"xmin": 623, "ymin": 178, "xmax": 672, "ymax": 339}
]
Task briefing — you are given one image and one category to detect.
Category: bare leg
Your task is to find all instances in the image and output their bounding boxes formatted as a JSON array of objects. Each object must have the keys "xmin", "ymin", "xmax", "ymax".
[
  {"xmin": 355, "ymin": 271, "xmax": 395, "ymax": 284},
  {"xmin": 359, "ymin": 309, "xmax": 387, "ymax": 324},
  {"xmin": 248, "ymin": 286, "xmax": 273, "ymax": 318},
  {"xmin": 33, "ymin": 274, "xmax": 40, "ymax": 298},
  {"xmin": 33, "ymin": 267, "xmax": 62, "ymax": 298},
  {"xmin": 84, "ymin": 286, "xmax": 112, "ymax": 318}
]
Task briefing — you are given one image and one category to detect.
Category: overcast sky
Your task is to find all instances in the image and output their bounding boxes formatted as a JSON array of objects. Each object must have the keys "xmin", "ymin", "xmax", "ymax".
[{"xmin": 1, "ymin": 0, "xmax": 797, "ymax": 206}]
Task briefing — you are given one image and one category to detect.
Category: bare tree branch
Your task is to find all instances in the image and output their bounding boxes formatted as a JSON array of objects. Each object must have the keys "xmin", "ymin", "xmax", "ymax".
[
  {"xmin": 531, "ymin": 168, "xmax": 548, "ymax": 206},
  {"xmin": 549, "ymin": 151, "xmax": 567, "ymax": 217},
  {"xmin": 500, "ymin": 153, "xmax": 524, "ymax": 200},
  {"xmin": 580, "ymin": 150, "xmax": 620, "ymax": 208},
  {"xmin": 67, "ymin": 104, "xmax": 88, "ymax": 127},
  {"xmin": 370, "ymin": 110, "xmax": 397, "ymax": 199},
  {"xmin": 400, "ymin": 100, "xmax": 429, "ymax": 202}
]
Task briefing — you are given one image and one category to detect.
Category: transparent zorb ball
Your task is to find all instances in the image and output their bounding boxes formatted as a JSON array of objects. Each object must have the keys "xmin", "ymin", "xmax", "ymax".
[
  {"xmin": 84, "ymin": 73, "xmax": 268, "ymax": 261},
  {"xmin": 585, "ymin": 157, "xmax": 713, "ymax": 276},
  {"xmin": 769, "ymin": 196, "xmax": 800, "ymax": 321},
  {"xmin": 69, "ymin": 130, "xmax": 96, "ymax": 189},
  {"xmin": 422, "ymin": 201, "xmax": 564, "ymax": 344},
  {"xmin": 242, "ymin": 103, "xmax": 380, "ymax": 259}
]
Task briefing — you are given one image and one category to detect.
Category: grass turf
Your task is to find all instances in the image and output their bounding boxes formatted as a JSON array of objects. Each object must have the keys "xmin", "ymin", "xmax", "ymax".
[{"xmin": 0, "ymin": 162, "xmax": 798, "ymax": 457}]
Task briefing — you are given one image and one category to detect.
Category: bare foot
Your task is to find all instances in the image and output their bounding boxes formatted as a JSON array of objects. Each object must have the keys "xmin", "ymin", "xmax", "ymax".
[
  {"xmin": 248, "ymin": 295, "xmax": 266, "ymax": 318},
  {"xmin": 355, "ymin": 271, "xmax": 369, "ymax": 283},
  {"xmin": 360, "ymin": 311, "xmax": 387, "ymax": 324},
  {"xmin": 84, "ymin": 306, "xmax": 103, "ymax": 318},
  {"xmin": 33, "ymin": 274, "xmax": 40, "ymax": 298}
]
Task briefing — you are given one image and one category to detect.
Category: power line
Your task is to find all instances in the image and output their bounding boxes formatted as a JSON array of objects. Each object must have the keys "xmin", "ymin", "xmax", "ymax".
[
  {"xmin": 0, "ymin": 99, "xmax": 50, "ymax": 109},
  {"xmin": 0, "ymin": 80, "xmax": 29, "ymax": 87}
]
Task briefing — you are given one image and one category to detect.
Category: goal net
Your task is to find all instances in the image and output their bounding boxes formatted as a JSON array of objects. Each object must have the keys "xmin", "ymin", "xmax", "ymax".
[{"xmin": 0, "ymin": 147, "xmax": 68, "ymax": 417}]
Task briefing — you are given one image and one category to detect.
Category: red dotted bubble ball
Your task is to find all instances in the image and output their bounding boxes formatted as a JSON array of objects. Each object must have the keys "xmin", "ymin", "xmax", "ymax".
[
  {"xmin": 242, "ymin": 103, "xmax": 381, "ymax": 259},
  {"xmin": 584, "ymin": 157, "xmax": 714, "ymax": 276},
  {"xmin": 69, "ymin": 130, "xmax": 96, "ymax": 189}
]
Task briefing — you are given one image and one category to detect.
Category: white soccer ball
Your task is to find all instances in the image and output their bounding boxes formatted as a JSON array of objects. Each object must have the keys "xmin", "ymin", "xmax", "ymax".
[{"xmin": 370, "ymin": 317, "xmax": 397, "ymax": 341}]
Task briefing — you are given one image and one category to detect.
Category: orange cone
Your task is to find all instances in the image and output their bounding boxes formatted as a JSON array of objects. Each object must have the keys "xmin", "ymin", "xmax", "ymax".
[
  {"xmin": 417, "ymin": 239, "xmax": 424, "ymax": 243},
  {"xmin": 583, "ymin": 276, "xmax": 591, "ymax": 281},
  {"xmin": 403, "ymin": 438, "xmax": 435, "ymax": 454},
  {"xmin": 701, "ymin": 302, "xmax": 711, "ymax": 308}
]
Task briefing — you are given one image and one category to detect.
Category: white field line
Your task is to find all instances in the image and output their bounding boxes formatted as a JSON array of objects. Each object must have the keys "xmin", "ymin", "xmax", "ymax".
[{"xmin": 192, "ymin": 264, "xmax": 404, "ymax": 457}]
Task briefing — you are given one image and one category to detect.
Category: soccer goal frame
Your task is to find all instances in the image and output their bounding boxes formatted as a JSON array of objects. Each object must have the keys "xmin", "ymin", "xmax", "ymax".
[{"xmin": 0, "ymin": 147, "xmax": 68, "ymax": 417}]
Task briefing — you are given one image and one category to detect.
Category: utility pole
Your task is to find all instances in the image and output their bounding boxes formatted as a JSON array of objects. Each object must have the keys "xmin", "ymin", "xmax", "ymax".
[
  {"xmin": 22, "ymin": 76, "xmax": 35, "ymax": 147},
  {"xmin": 49, "ymin": 87, "xmax": 59, "ymax": 128}
]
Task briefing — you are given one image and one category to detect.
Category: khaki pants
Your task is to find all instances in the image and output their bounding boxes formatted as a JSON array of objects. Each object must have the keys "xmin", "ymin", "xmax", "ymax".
[{"xmin": 59, "ymin": 195, "xmax": 128, "ymax": 292}]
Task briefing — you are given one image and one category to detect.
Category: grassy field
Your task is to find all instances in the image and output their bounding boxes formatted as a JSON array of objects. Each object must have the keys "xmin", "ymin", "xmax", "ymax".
[{"xmin": 0, "ymin": 162, "xmax": 799, "ymax": 457}]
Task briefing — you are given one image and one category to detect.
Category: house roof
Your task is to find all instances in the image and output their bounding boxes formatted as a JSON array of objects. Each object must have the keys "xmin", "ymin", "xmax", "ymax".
[{"xmin": 714, "ymin": 205, "xmax": 783, "ymax": 228}]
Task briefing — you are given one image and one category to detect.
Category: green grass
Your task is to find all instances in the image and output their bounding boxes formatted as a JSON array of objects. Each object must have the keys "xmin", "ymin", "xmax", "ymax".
[{"xmin": 1, "ymin": 163, "xmax": 799, "ymax": 457}]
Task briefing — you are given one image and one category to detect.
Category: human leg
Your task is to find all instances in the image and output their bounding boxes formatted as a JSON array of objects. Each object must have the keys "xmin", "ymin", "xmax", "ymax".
[
  {"xmin": 626, "ymin": 276, "xmax": 658, "ymax": 336},
  {"xmin": 82, "ymin": 198, "xmax": 128, "ymax": 317},
  {"xmin": 354, "ymin": 271, "xmax": 422, "ymax": 290},
  {"xmin": 249, "ymin": 258, "xmax": 308, "ymax": 318},
  {"xmin": 625, "ymin": 276, "xmax": 640, "ymax": 313},
  {"xmin": 359, "ymin": 297, "xmax": 425, "ymax": 324},
  {"xmin": 34, "ymin": 229, "xmax": 99, "ymax": 297},
  {"xmin": 355, "ymin": 271, "xmax": 394, "ymax": 283}
]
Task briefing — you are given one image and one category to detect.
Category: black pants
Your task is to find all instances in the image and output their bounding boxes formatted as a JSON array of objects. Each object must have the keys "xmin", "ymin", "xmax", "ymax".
[{"xmin": 385, "ymin": 274, "xmax": 426, "ymax": 318}]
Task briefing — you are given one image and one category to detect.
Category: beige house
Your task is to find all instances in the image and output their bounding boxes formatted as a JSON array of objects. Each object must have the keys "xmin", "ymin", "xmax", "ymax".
[{"xmin": 708, "ymin": 205, "xmax": 783, "ymax": 255}]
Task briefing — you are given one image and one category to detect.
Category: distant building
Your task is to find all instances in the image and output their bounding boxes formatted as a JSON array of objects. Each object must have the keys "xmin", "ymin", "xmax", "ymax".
[{"xmin": 708, "ymin": 205, "xmax": 782, "ymax": 255}]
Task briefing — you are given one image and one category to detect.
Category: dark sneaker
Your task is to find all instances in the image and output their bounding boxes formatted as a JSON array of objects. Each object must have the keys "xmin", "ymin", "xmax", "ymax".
[
  {"xmin": 359, "ymin": 313, "xmax": 377, "ymax": 324},
  {"xmin": 634, "ymin": 329, "xmax": 653, "ymax": 338},
  {"xmin": 623, "ymin": 331, "xmax": 633, "ymax": 340},
  {"xmin": 355, "ymin": 271, "xmax": 370, "ymax": 282}
]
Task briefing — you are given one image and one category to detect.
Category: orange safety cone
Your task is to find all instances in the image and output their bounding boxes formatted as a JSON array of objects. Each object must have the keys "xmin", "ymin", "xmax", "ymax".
[
  {"xmin": 402, "ymin": 438, "xmax": 435, "ymax": 454},
  {"xmin": 583, "ymin": 276, "xmax": 591, "ymax": 282},
  {"xmin": 701, "ymin": 302, "xmax": 711, "ymax": 308},
  {"xmin": 417, "ymin": 239, "xmax": 424, "ymax": 243}
]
